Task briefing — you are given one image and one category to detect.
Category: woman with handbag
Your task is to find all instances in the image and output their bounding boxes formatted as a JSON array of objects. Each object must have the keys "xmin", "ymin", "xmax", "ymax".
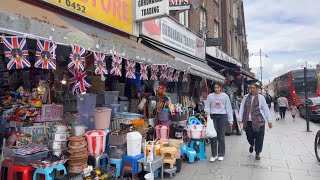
[{"xmin": 204, "ymin": 83, "xmax": 233, "ymax": 162}]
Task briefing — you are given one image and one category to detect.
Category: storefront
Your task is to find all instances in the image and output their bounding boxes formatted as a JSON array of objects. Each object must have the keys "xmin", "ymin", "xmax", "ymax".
[{"xmin": 0, "ymin": 1, "xmax": 219, "ymax": 178}]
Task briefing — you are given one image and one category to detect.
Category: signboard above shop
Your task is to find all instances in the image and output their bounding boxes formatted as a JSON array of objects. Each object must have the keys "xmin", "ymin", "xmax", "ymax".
[
  {"xmin": 141, "ymin": 17, "xmax": 205, "ymax": 60},
  {"xmin": 169, "ymin": 0, "xmax": 190, "ymax": 10},
  {"xmin": 206, "ymin": 46, "xmax": 242, "ymax": 67},
  {"xmin": 41, "ymin": 0, "xmax": 133, "ymax": 34},
  {"xmin": 135, "ymin": 0, "xmax": 169, "ymax": 21}
]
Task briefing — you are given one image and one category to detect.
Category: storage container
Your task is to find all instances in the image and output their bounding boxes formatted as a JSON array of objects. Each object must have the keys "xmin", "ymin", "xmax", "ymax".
[
  {"xmin": 126, "ymin": 131, "xmax": 142, "ymax": 156},
  {"xmin": 109, "ymin": 130, "xmax": 128, "ymax": 146},
  {"xmin": 155, "ymin": 125, "xmax": 169, "ymax": 142},
  {"xmin": 4, "ymin": 149, "xmax": 48, "ymax": 166},
  {"xmin": 74, "ymin": 113, "xmax": 95, "ymax": 131},
  {"xmin": 107, "ymin": 104, "xmax": 121, "ymax": 119},
  {"xmin": 186, "ymin": 125, "xmax": 206, "ymax": 139},
  {"xmin": 48, "ymin": 141, "xmax": 68, "ymax": 150},
  {"xmin": 109, "ymin": 144, "xmax": 127, "ymax": 159},
  {"xmin": 119, "ymin": 101, "xmax": 129, "ymax": 112},
  {"xmin": 94, "ymin": 107, "xmax": 112, "ymax": 130},
  {"xmin": 158, "ymin": 109, "xmax": 170, "ymax": 122},
  {"xmin": 170, "ymin": 112, "xmax": 188, "ymax": 121},
  {"xmin": 96, "ymin": 94, "xmax": 105, "ymax": 106},
  {"xmin": 104, "ymin": 91, "xmax": 119, "ymax": 105},
  {"xmin": 72, "ymin": 124, "xmax": 86, "ymax": 136},
  {"xmin": 48, "ymin": 133, "xmax": 69, "ymax": 141},
  {"xmin": 85, "ymin": 130, "xmax": 107, "ymax": 156},
  {"xmin": 112, "ymin": 83, "xmax": 125, "ymax": 96},
  {"xmin": 77, "ymin": 94, "xmax": 97, "ymax": 115}
]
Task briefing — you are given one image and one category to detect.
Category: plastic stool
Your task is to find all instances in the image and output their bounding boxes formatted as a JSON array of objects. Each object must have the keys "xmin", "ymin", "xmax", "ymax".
[
  {"xmin": 154, "ymin": 169, "xmax": 159, "ymax": 178},
  {"xmin": 189, "ymin": 139, "xmax": 206, "ymax": 161},
  {"xmin": 1, "ymin": 159, "xmax": 14, "ymax": 180},
  {"xmin": 180, "ymin": 143, "xmax": 196, "ymax": 163},
  {"xmin": 121, "ymin": 153, "xmax": 144, "ymax": 178},
  {"xmin": 88, "ymin": 153, "xmax": 110, "ymax": 170},
  {"xmin": 33, "ymin": 164, "xmax": 67, "ymax": 180},
  {"xmin": 164, "ymin": 166, "xmax": 177, "ymax": 179},
  {"xmin": 109, "ymin": 158, "xmax": 122, "ymax": 177},
  {"xmin": 9, "ymin": 164, "xmax": 35, "ymax": 180}
]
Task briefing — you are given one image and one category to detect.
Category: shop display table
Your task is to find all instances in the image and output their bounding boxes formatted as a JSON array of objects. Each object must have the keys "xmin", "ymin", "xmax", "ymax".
[{"xmin": 137, "ymin": 156, "xmax": 164, "ymax": 180}]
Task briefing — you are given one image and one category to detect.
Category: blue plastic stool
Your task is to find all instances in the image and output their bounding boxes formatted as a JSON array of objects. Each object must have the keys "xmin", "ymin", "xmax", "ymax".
[
  {"xmin": 180, "ymin": 143, "xmax": 196, "ymax": 163},
  {"xmin": 154, "ymin": 169, "xmax": 160, "ymax": 178},
  {"xmin": 88, "ymin": 153, "xmax": 110, "ymax": 170},
  {"xmin": 109, "ymin": 158, "xmax": 122, "ymax": 177},
  {"xmin": 189, "ymin": 139, "xmax": 206, "ymax": 161},
  {"xmin": 121, "ymin": 153, "xmax": 144, "ymax": 178},
  {"xmin": 33, "ymin": 164, "xmax": 67, "ymax": 180}
]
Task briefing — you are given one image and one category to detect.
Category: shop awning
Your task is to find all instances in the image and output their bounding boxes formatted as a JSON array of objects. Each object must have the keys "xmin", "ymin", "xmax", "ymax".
[
  {"xmin": 206, "ymin": 46, "xmax": 242, "ymax": 67},
  {"xmin": 0, "ymin": 1, "xmax": 190, "ymax": 72},
  {"xmin": 146, "ymin": 41, "xmax": 225, "ymax": 82}
]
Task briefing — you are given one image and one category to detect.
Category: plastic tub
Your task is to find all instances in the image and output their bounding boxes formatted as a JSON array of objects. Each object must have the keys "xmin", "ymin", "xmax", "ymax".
[
  {"xmin": 104, "ymin": 91, "xmax": 119, "ymax": 105},
  {"xmin": 94, "ymin": 107, "xmax": 112, "ymax": 130},
  {"xmin": 109, "ymin": 130, "xmax": 128, "ymax": 146},
  {"xmin": 85, "ymin": 130, "xmax": 107, "ymax": 156},
  {"xmin": 126, "ymin": 132, "xmax": 142, "ymax": 156},
  {"xmin": 77, "ymin": 94, "xmax": 97, "ymax": 115},
  {"xmin": 112, "ymin": 83, "xmax": 125, "ymax": 97},
  {"xmin": 109, "ymin": 144, "xmax": 127, "ymax": 159},
  {"xmin": 108, "ymin": 104, "xmax": 121, "ymax": 119},
  {"xmin": 74, "ymin": 113, "xmax": 95, "ymax": 131},
  {"xmin": 4, "ymin": 149, "xmax": 48, "ymax": 166},
  {"xmin": 187, "ymin": 125, "xmax": 206, "ymax": 139},
  {"xmin": 158, "ymin": 109, "xmax": 170, "ymax": 122},
  {"xmin": 119, "ymin": 101, "xmax": 129, "ymax": 112}
]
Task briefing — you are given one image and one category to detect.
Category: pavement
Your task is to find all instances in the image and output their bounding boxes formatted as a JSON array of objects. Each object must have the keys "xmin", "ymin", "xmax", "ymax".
[{"xmin": 172, "ymin": 110, "xmax": 320, "ymax": 180}]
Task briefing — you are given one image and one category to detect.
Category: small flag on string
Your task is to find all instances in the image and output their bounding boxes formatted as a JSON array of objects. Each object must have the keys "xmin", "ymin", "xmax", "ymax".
[
  {"xmin": 140, "ymin": 63, "xmax": 149, "ymax": 80},
  {"xmin": 93, "ymin": 51, "xmax": 108, "ymax": 75},
  {"xmin": 126, "ymin": 60, "xmax": 136, "ymax": 79},
  {"xmin": 160, "ymin": 65, "xmax": 168, "ymax": 80},
  {"xmin": 168, "ymin": 67, "xmax": 175, "ymax": 81},
  {"xmin": 173, "ymin": 70, "xmax": 181, "ymax": 82},
  {"xmin": 150, "ymin": 65, "xmax": 158, "ymax": 80},
  {"xmin": 68, "ymin": 69, "xmax": 91, "ymax": 94},
  {"xmin": 182, "ymin": 70, "xmax": 189, "ymax": 82},
  {"xmin": 69, "ymin": 68, "xmax": 80, "ymax": 94},
  {"xmin": 35, "ymin": 39, "xmax": 57, "ymax": 70},
  {"xmin": 68, "ymin": 45, "xmax": 86, "ymax": 71},
  {"xmin": 110, "ymin": 52, "xmax": 122, "ymax": 76},
  {"xmin": 2, "ymin": 36, "xmax": 31, "ymax": 70}
]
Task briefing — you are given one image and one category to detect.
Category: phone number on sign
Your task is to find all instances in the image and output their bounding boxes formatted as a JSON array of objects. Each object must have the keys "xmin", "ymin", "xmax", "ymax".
[{"xmin": 58, "ymin": 0, "xmax": 86, "ymax": 13}]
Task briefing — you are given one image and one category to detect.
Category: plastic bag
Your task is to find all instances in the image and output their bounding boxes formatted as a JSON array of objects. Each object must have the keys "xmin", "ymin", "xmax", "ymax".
[{"xmin": 206, "ymin": 115, "xmax": 217, "ymax": 138}]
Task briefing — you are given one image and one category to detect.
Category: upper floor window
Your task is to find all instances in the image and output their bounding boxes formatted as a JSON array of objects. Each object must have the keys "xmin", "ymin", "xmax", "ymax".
[
  {"xmin": 200, "ymin": 9, "xmax": 206, "ymax": 31},
  {"xmin": 179, "ymin": 10, "xmax": 189, "ymax": 27},
  {"xmin": 214, "ymin": 21, "xmax": 219, "ymax": 38}
]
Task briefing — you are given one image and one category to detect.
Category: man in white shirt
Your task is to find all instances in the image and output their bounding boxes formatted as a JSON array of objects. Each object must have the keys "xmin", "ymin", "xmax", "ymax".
[
  {"xmin": 239, "ymin": 83, "xmax": 273, "ymax": 160},
  {"xmin": 277, "ymin": 95, "xmax": 289, "ymax": 120}
]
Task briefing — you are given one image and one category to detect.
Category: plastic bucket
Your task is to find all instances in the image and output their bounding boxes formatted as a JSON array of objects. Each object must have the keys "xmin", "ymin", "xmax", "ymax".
[
  {"xmin": 144, "ymin": 173, "xmax": 154, "ymax": 180},
  {"xmin": 126, "ymin": 131, "xmax": 142, "ymax": 156},
  {"xmin": 94, "ymin": 107, "xmax": 111, "ymax": 129},
  {"xmin": 155, "ymin": 125, "xmax": 169, "ymax": 141},
  {"xmin": 85, "ymin": 130, "xmax": 107, "ymax": 156}
]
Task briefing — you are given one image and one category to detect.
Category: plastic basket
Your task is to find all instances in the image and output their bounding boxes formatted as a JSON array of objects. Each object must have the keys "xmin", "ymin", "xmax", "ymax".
[{"xmin": 158, "ymin": 109, "xmax": 170, "ymax": 122}]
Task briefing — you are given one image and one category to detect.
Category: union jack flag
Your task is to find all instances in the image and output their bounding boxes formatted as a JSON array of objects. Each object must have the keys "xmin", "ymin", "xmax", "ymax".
[
  {"xmin": 173, "ymin": 70, "xmax": 181, "ymax": 82},
  {"xmin": 68, "ymin": 45, "xmax": 86, "ymax": 71},
  {"xmin": 125, "ymin": 60, "xmax": 136, "ymax": 79},
  {"xmin": 93, "ymin": 51, "xmax": 108, "ymax": 75},
  {"xmin": 2, "ymin": 36, "xmax": 31, "ymax": 70},
  {"xmin": 150, "ymin": 65, "xmax": 158, "ymax": 80},
  {"xmin": 68, "ymin": 69, "xmax": 91, "ymax": 94},
  {"xmin": 168, "ymin": 67, "xmax": 175, "ymax": 81},
  {"xmin": 35, "ymin": 40, "xmax": 57, "ymax": 70},
  {"xmin": 110, "ymin": 53, "xmax": 122, "ymax": 76},
  {"xmin": 160, "ymin": 65, "xmax": 168, "ymax": 80},
  {"xmin": 182, "ymin": 70, "xmax": 189, "ymax": 82},
  {"xmin": 140, "ymin": 63, "xmax": 149, "ymax": 80}
]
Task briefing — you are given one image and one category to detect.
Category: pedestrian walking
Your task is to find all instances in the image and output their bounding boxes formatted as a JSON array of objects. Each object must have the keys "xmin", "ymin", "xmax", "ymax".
[
  {"xmin": 204, "ymin": 83, "xmax": 233, "ymax": 162},
  {"xmin": 239, "ymin": 83, "xmax": 272, "ymax": 160},
  {"xmin": 273, "ymin": 96, "xmax": 280, "ymax": 120},
  {"xmin": 290, "ymin": 103, "xmax": 299, "ymax": 121},
  {"xmin": 277, "ymin": 95, "xmax": 289, "ymax": 120}
]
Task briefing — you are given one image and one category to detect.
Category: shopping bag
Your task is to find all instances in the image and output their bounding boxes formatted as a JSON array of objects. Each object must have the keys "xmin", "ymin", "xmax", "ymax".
[{"xmin": 206, "ymin": 115, "xmax": 217, "ymax": 138}]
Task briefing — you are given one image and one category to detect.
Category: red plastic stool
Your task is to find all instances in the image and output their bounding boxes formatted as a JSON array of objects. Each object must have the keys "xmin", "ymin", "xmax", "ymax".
[
  {"xmin": 1, "ymin": 159, "xmax": 14, "ymax": 180},
  {"xmin": 8, "ymin": 165, "xmax": 35, "ymax": 180}
]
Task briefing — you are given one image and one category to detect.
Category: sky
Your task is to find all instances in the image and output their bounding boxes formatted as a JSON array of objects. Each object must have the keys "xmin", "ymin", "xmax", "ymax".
[{"xmin": 243, "ymin": 0, "xmax": 320, "ymax": 83}]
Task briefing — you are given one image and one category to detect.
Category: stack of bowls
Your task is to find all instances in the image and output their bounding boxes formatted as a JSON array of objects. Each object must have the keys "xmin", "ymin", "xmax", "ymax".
[
  {"xmin": 47, "ymin": 125, "xmax": 69, "ymax": 157},
  {"xmin": 67, "ymin": 136, "xmax": 88, "ymax": 173}
]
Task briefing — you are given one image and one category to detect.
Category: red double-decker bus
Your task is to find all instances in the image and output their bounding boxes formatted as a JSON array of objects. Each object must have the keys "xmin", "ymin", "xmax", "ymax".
[{"xmin": 273, "ymin": 69, "xmax": 320, "ymax": 108}]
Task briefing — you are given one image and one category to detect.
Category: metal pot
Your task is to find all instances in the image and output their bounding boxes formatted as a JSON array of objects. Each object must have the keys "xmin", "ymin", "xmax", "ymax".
[
  {"xmin": 72, "ymin": 125, "xmax": 86, "ymax": 136},
  {"xmin": 48, "ymin": 133, "xmax": 70, "ymax": 141},
  {"xmin": 48, "ymin": 141, "xmax": 68, "ymax": 150}
]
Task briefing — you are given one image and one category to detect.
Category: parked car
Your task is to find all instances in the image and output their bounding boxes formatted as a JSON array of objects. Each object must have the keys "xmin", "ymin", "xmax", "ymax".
[{"xmin": 299, "ymin": 97, "xmax": 320, "ymax": 121}]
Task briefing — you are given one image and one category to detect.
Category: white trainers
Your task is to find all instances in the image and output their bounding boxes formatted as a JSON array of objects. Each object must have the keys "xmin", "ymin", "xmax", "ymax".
[
  {"xmin": 218, "ymin": 157, "xmax": 224, "ymax": 161},
  {"xmin": 210, "ymin": 156, "xmax": 218, "ymax": 162}
]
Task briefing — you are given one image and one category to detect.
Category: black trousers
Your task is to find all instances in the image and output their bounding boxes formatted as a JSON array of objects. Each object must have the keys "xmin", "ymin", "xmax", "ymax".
[
  {"xmin": 245, "ymin": 121, "xmax": 265, "ymax": 154},
  {"xmin": 279, "ymin": 107, "xmax": 287, "ymax": 119},
  {"xmin": 210, "ymin": 114, "xmax": 227, "ymax": 157}
]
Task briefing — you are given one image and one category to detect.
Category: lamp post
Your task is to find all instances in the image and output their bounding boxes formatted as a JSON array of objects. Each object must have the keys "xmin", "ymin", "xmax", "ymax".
[{"xmin": 250, "ymin": 49, "xmax": 268, "ymax": 91}]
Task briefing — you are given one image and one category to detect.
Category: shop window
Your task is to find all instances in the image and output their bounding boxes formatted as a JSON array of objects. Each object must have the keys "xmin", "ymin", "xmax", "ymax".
[
  {"xmin": 200, "ymin": 9, "xmax": 206, "ymax": 31},
  {"xmin": 179, "ymin": 10, "xmax": 189, "ymax": 27},
  {"xmin": 214, "ymin": 21, "xmax": 219, "ymax": 38}
]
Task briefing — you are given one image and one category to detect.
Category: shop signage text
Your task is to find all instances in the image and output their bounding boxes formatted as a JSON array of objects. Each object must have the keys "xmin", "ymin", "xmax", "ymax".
[
  {"xmin": 206, "ymin": 46, "xmax": 242, "ymax": 67},
  {"xmin": 142, "ymin": 17, "xmax": 205, "ymax": 59},
  {"xmin": 169, "ymin": 0, "xmax": 190, "ymax": 10},
  {"xmin": 42, "ymin": 0, "xmax": 133, "ymax": 34},
  {"xmin": 136, "ymin": 0, "xmax": 169, "ymax": 21}
]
